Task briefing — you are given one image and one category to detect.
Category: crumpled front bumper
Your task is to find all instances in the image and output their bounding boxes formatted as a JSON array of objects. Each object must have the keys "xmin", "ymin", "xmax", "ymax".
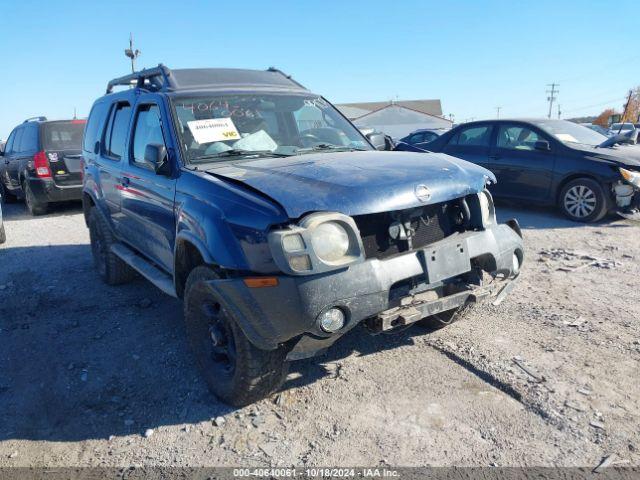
[{"xmin": 203, "ymin": 221, "xmax": 524, "ymax": 358}]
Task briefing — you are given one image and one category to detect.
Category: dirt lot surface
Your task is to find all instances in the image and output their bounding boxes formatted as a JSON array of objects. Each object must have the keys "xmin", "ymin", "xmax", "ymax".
[{"xmin": 0, "ymin": 201, "xmax": 638, "ymax": 468}]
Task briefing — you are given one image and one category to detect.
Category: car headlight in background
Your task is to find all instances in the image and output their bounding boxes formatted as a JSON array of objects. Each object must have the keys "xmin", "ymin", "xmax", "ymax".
[
  {"xmin": 478, "ymin": 190, "xmax": 495, "ymax": 227},
  {"xmin": 619, "ymin": 167, "xmax": 640, "ymax": 189},
  {"xmin": 269, "ymin": 212, "xmax": 365, "ymax": 275}
]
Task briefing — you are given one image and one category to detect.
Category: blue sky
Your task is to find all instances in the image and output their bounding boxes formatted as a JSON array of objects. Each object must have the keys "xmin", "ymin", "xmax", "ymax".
[{"xmin": 1, "ymin": 0, "xmax": 638, "ymax": 138}]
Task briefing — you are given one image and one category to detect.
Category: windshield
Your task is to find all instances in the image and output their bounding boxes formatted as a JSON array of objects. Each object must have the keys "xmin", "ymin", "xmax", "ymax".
[
  {"xmin": 610, "ymin": 123, "xmax": 634, "ymax": 131},
  {"xmin": 532, "ymin": 120, "xmax": 608, "ymax": 146},
  {"xmin": 170, "ymin": 93, "xmax": 370, "ymax": 163},
  {"xmin": 42, "ymin": 121, "xmax": 85, "ymax": 150}
]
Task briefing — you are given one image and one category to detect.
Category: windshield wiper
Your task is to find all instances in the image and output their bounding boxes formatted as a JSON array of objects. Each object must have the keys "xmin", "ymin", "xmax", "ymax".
[
  {"xmin": 193, "ymin": 149, "xmax": 292, "ymax": 161},
  {"xmin": 296, "ymin": 144, "xmax": 368, "ymax": 154}
]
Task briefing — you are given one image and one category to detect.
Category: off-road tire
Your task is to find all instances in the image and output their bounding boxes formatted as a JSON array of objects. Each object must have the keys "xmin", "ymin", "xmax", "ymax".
[
  {"xmin": 23, "ymin": 181, "xmax": 47, "ymax": 216},
  {"xmin": 88, "ymin": 208, "xmax": 136, "ymax": 285},
  {"xmin": 417, "ymin": 304, "xmax": 473, "ymax": 330},
  {"xmin": 0, "ymin": 181, "xmax": 18, "ymax": 204},
  {"xmin": 0, "ymin": 223, "xmax": 6, "ymax": 244},
  {"xmin": 559, "ymin": 178, "xmax": 608, "ymax": 223},
  {"xmin": 184, "ymin": 265, "xmax": 289, "ymax": 407}
]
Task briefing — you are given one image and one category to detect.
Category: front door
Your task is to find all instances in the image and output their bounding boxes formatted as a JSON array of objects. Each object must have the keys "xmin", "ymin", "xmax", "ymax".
[
  {"xmin": 119, "ymin": 98, "xmax": 177, "ymax": 273},
  {"xmin": 488, "ymin": 123, "xmax": 555, "ymax": 201}
]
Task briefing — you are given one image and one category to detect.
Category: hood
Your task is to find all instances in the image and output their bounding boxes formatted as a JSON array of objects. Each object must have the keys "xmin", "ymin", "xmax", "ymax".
[
  {"xmin": 205, "ymin": 151, "xmax": 494, "ymax": 218},
  {"xmin": 570, "ymin": 143, "xmax": 640, "ymax": 168}
]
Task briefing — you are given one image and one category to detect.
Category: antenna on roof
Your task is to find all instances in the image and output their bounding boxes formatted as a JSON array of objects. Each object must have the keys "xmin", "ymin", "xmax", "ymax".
[{"xmin": 124, "ymin": 33, "xmax": 141, "ymax": 74}]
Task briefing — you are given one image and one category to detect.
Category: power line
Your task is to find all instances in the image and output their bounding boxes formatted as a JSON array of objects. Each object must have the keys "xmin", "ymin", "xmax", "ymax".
[
  {"xmin": 546, "ymin": 83, "xmax": 559, "ymax": 119},
  {"xmin": 563, "ymin": 96, "xmax": 627, "ymax": 114}
]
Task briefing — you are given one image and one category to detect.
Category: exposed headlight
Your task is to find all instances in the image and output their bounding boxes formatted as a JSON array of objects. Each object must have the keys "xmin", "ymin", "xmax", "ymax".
[
  {"xmin": 268, "ymin": 212, "xmax": 365, "ymax": 275},
  {"xmin": 478, "ymin": 190, "xmax": 495, "ymax": 227},
  {"xmin": 310, "ymin": 221, "xmax": 350, "ymax": 262},
  {"xmin": 619, "ymin": 167, "xmax": 640, "ymax": 188}
]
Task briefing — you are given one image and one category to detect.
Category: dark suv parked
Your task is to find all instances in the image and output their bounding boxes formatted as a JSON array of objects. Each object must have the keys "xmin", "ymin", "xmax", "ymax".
[
  {"xmin": 0, "ymin": 117, "xmax": 86, "ymax": 215},
  {"xmin": 83, "ymin": 65, "xmax": 524, "ymax": 406}
]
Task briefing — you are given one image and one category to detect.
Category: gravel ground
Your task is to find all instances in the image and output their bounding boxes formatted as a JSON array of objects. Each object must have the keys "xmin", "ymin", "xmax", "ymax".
[{"xmin": 0, "ymin": 200, "xmax": 638, "ymax": 468}]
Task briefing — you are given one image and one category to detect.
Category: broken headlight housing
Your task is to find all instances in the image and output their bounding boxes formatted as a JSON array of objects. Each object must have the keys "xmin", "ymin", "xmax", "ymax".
[
  {"xmin": 478, "ymin": 190, "xmax": 496, "ymax": 228},
  {"xmin": 269, "ymin": 212, "xmax": 365, "ymax": 275},
  {"xmin": 619, "ymin": 167, "xmax": 640, "ymax": 189}
]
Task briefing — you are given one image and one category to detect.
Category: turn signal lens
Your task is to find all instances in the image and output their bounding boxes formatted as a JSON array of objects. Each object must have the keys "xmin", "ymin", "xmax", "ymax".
[
  {"xmin": 282, "ymin": 233, "xmax": 305, "ymax": 252},
  {"xmin": 288, "ymin": 254, "xmax": 312, "ymax": 272},
  {"xmin": 243, "ymin": 277, "xmax": 279, "ymax": 288}
]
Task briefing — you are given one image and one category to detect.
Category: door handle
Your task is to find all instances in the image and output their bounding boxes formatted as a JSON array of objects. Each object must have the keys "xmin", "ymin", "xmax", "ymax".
[{"xmin": 121, "ymin": 176, "xmax": 130, "ymax": 187}]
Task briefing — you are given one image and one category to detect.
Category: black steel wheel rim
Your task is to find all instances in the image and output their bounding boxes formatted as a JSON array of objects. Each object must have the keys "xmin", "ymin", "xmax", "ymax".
[{"xmin": 201, "ymin": 301, "xmax": 236, "ymax": 375}]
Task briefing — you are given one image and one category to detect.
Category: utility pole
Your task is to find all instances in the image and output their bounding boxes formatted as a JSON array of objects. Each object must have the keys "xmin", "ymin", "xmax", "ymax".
[
  {"xmin": 73, "ymin": 107, "xmax": 77, "ymax": 120},
  {"xmin": 124, "ymin": 33, "xmax": 141, "ymax": 73},
  {"xmin": 618, "ymin": 90, "xmax": 634, "ymax": 134},
  {"xmin": 557, "ymin": 104, "xmax": 561, "ymax": 119},
  {"xmin": 546, "ymin": 83, "xmax": 559, "ymax": 119},
  {"xmin": 496, "ymin": 106, "xmax": 502, "ymax": 119}
]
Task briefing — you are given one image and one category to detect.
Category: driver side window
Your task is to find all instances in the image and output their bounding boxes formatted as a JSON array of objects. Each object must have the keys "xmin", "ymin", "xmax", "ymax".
[{"xmin": 132, "ymin": 105, "xmax": 165, "ymax": 168}]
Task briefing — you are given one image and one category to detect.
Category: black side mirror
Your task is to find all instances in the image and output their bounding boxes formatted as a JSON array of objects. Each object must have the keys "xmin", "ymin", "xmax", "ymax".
[
  {"xmin": 534, "ymin": 140, "xmax": 551, "ymax": 151},
  {"xmin": 144, "ymin": 143, "xmax": 170, "ymax": 175},
  {"xmin": 366, "ymin": 132, "xmax": 388, "ymax": 151}
]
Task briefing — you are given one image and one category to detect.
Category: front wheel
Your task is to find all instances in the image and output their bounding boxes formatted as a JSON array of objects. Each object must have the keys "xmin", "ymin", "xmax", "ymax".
[
  {"xmin": 184, "ymin": 266, "xmax": 289, "ymax": 407},
  {"xmin": 559, "ymin": 178, "xmax": 608, "ymax": 223},
  {"xmin": 0, "ymin": 223, "xmax": 6, "ymax": 244}
]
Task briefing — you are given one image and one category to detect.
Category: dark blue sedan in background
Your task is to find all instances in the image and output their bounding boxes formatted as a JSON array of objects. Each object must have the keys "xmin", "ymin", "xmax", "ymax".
[{"xmin": 400, "ymin": 119, "xmax": 640, "ymax": 222}]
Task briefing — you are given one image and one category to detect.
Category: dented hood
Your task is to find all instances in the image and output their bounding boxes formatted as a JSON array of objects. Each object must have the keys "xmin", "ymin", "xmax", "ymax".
[{"xmin": 206, "ymin": 151, "xmax": 494, "ymax": 218}]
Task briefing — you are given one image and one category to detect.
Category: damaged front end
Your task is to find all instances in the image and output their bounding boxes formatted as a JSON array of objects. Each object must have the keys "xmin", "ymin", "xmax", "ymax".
[
  {"xmin": 615, "ymin": 168, "xmax": 640, "ymax": 220},
  {"xmin": 208, "ymin": 188, "xmax": 524, "ymax": 361}
]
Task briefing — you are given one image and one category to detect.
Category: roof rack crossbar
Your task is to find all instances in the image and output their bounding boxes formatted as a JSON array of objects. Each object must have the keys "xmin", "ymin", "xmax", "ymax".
[
  {"xmin": 106, "ymin": 64, "xmax": 175, "ymax": 94},
  {"xmin": 266, "ymin": 67, "xmax": 305, "ymax": 89},
  {"xmin": 23, "ymin": 116, "xmax": 47, "ymax": 123}
]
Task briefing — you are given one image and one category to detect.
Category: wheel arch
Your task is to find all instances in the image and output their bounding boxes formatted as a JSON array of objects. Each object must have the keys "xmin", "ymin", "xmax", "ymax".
[{"xmin": 174, "ymin": 232, "xmax": 215, "ymax": 298}]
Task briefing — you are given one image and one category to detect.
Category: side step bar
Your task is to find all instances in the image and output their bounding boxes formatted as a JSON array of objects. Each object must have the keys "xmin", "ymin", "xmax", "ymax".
[{"xmin": 110, "ymin": 243, "xmax": 178, "ymax": 298}]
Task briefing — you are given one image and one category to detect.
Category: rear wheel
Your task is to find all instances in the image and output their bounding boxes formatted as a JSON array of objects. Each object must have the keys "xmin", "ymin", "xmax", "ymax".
[
  {"xmin": 559, "ymin": 178, "xmax": 608, "ymax": 223},
  {"xmin": 184, "ymin": 266, "xmax": 289, "ymax": 406},
  {"xmin": 88, "ymin": 208, "xmax": 136, "ymax": 285},
  {"xmin": 23, "ymin": 181, "xmax": 47, "ymax": 216}
]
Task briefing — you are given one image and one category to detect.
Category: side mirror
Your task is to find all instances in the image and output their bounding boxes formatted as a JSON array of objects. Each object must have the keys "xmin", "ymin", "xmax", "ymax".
[
  {"xmin": 534, "ymin": 140, "xmax": 551, "ymax": 151},
  {"xmin": 366, "ymin": 132, "xmax": 388, "ymax": 151},
  {"xmin": 144, "ymin": 143, "xmax": 170, "ymax": 175}
]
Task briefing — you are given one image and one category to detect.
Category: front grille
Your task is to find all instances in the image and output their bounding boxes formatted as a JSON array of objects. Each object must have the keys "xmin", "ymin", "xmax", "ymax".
[{"xmin": 354, "ymin": 203, "xmax": 455, "ymax": 260}]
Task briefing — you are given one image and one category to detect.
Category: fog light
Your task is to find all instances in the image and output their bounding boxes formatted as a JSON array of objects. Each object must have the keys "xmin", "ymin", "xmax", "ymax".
[
  {"xmin": 512, "ymin": 253, "xmax": 520, "ymax": 274},
  {"xmin": 318, "ymin": 308, "xmax": 345, "ymax": 333}
]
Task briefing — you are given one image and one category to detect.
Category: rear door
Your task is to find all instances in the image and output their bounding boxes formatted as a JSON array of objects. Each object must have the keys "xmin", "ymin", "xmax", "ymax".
[
  {"xmin": 97, "ymin": 101, "xmax": 132, "ymax": 227},
  {"xmin": 119, "ymin": 97, "xmax": 177, "ymax": 272},
  {"xmin": 488, "ymin": 123, "xmax": 556, "ymax": 201},
  {"xmin": 41, "ymin": 121, "xmax": 86, "ymax": 187},
  {"xmin": 442, "ymin": 123, "xmax": 493, "ymax": 168}
]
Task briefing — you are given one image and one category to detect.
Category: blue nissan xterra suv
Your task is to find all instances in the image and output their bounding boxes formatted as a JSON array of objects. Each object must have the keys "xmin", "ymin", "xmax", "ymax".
[{"xmin": 82, "ymin": 65, "xmax": 524, "ymax": 406}]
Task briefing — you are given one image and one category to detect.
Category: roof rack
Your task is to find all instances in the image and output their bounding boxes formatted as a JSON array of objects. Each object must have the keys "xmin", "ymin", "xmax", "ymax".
[
  {"xmin": 106, "ymin": 64, "xmax": 176, "ymax": 94},
  {"xmin": 266, "ymin": 67, "xmax": 305, "ymax": 89},
  {"xmin": 23, "ymin": 116, "xmax": 47, "ymax": 123}
]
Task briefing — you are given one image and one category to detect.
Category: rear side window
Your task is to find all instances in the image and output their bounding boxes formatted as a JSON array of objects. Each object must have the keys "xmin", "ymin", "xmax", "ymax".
[
  {"xmin": 4, "ymin": 130, "xmax": 17, "ymax": 154},
  {"xmin": 131, "ymin": 105, "xmax": 165, "ymax": 167},
  {"xmin": 19, "ymin": 124, "xmax": 39, "ymax": 151},
  {"xmin": 12, "ymin": 128, "xmax": 24, "ymax": 153},
  {"xmin": 42, "ymin": 122, "xmax": 84, "ymax": 150},
  {"xmin": 103, "ymin": 103, "xmax": 132, "ymax": 160},
  {"xmin": 449, "ymin": 125, "xmax": 492, "ymax": 147},
  {"xmin": 83, "ymin": 103, "xmax": 110, "ymax": 152}
]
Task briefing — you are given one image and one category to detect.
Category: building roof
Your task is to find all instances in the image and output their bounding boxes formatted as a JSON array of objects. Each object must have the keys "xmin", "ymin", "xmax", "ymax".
[{"xmin": 337, "ymin": 99, "xmax": 443, "ymax": 119}]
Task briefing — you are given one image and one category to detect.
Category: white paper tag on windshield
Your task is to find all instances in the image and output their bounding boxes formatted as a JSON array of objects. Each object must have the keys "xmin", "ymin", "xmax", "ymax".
[
  {"xmin": 187, "ymin": 118, "xmax": 241, "ymax": 144},
  {"xmin": 556, "ymin": 133, "xmax": 577, "ymax": 143}
]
